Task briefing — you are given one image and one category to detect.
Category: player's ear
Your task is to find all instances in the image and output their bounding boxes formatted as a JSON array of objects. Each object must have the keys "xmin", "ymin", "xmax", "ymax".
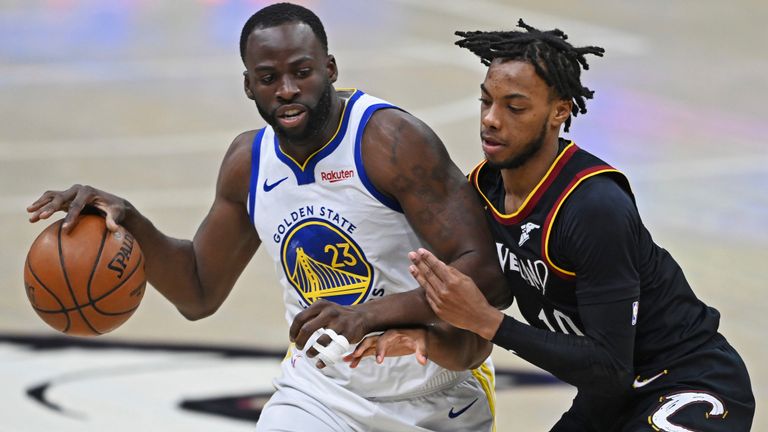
[
  {"xmin": 326, "ymin": 54, "xmax": 338, "ymax": 84},
  {"xmin": 551, "ymin": 98, "xmax": 572, "ymax": 128},
  {"xmin": 243, "ymin": 71, "xmax": 255, "ymax": 100}
]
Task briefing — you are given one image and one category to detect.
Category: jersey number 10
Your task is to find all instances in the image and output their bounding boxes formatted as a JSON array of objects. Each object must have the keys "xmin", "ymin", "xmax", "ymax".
[{"xmin": 538, "ymin": 308, "xmax": 584, "ymax": 336}]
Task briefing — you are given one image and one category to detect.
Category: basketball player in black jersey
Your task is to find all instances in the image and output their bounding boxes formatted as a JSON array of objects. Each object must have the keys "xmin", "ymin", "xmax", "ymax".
[{"xmin": 353, "ymin": 20, "xmax": 755, "ymax": 431}]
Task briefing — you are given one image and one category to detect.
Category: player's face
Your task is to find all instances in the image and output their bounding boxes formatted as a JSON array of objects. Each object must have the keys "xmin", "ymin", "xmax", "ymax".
[
  {"xmin": 243, "ymin": 22, "xmax": 338, "ymax": 141},
  {"xmin": 479, "ymin": 59, "xmax": 567, "ymax": 169}
]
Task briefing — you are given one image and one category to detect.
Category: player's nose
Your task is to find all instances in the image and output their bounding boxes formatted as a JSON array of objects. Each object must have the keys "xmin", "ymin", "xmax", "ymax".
[
  {"xmin": 481, "ymin": 104, "xmax": 502, "ymax": 130},
  {"xmin": 276, "ymin": 76, "xmax": 300, "ymax": 102}
]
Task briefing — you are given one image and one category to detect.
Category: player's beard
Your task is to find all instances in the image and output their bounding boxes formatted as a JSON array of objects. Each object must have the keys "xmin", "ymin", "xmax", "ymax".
[
  {"xmin": 258, "ymin": 83, "xmax": 334, "ymax": 142},
  {"xmin": 486, "ymin": 118, "xmax": 549, "ymax": 170}
]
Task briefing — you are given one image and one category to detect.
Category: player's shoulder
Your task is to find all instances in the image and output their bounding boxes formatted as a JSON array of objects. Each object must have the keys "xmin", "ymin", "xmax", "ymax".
[
  {"xmin": 223, "ymin": 129, "xmax": 259, "ymax": 166},
  {"xmin": 562, "ymin": 174, "xmax": 637, "ymax": 223},
  {"xmin": 364, "ymin": 107, "xmax": 439, "ymax": 147},
  {"xmin": 570, "ymin": 175, "xmax": 631, "ymax": 204},
  {"xmin": 230, "ymin": 129, "xmax": 260, "ymax": 152},
  {"xmin": 217, "ymin": 129, "xmax": 260, "ymax": 201}
]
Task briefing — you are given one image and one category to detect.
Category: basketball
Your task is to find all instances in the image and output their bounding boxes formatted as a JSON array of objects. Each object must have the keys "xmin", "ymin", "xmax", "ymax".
[{"xmin": 23, "ymin": 215, "xmax": 146, "ymax": 336}]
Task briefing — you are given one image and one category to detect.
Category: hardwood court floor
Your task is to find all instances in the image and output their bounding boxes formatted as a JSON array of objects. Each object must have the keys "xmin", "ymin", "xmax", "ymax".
[{"xmin": 0, "ymin": 1, "xmax": 765, "ymax": 430}]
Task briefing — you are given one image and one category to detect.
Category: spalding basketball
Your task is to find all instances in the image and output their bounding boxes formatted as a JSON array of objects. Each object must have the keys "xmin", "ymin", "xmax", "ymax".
[{"xmin": 24, "ymin": 215, "xmax": 146, "ymax": 336}]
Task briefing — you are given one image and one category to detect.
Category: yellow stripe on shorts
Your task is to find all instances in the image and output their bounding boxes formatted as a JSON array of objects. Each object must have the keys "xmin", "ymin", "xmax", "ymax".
[{"xmin": 472, "ymin": 363, "xmax": 497, "ymax": 432}]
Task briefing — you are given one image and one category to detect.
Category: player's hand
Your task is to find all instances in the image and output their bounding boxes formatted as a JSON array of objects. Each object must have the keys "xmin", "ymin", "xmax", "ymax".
[
  {"xmin": 343, "ymin": 328, "xmax": 428, "ymax": 368},
  {"xmin": 289, "ymin": 299, "xmax": 370, "ymax": 368},
  {"xmin": 409, "ymin": 248, "xmax": 504, "ymax": 340},
  {"xmin": 27, "ymin": 184, "xmax": 128, "ymax": 233}
]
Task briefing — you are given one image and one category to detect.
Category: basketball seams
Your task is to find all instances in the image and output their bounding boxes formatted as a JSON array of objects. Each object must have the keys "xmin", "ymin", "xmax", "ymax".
[
  {"xmin": 57, "ymin": 221, "xmax": 102, "ymax": 336},
  {"xmin": 25, "ymin": 258, "xmax": 72, "ymax": 332},
  {"xmin": 85, "ymin": 221, "xmax": 109, "ymax": 306}
]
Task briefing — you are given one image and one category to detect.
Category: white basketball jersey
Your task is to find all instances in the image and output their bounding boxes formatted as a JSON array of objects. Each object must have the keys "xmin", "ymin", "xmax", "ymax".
[{"xmin": 247, "ymin": 89, "xmax": 470, "ymax": 398}]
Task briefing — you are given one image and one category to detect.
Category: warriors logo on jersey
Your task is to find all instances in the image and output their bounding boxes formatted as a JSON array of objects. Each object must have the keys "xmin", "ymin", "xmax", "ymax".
[{"xmin": 281, "ymin": 217, "xmax": 373, "ymax": 307}]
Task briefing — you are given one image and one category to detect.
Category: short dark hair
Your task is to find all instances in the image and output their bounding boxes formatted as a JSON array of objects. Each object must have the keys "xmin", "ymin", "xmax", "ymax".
[
  {"xmin": 455, "ymin": 19, "xmax": 604, "ymax": 132},
  {"xmin": 239, "ymin": 2, "xmax": 328, "ymax": 63}
]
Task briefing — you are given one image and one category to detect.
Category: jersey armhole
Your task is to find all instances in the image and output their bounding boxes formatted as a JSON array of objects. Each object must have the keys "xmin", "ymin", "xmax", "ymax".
[
  {"xmin": 247, "ymin": 128, "xmax": 265, "ymax": 225},
  {"xmin": 542, "ymin": 167, "xmax": 623, "ymax": 280},
  {"xmin": 353, "ymin": 104, "xmax": 404, "ymax": 213}
]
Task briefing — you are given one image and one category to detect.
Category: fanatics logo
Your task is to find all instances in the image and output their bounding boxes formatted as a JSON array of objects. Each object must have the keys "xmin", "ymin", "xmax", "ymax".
[
  {"xmin": 320, "ymin": 169, "xmax": 355, "ymax": 183},
  {"xmin": 518, "ymin": 222, "xmax": 540, "ymax": 246}
]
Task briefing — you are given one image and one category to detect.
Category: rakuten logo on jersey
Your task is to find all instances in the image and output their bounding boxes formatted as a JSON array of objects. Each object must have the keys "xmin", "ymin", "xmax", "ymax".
[{"xmin": 321, "ymin": 169, "xmax": 355, "ymax": 183}]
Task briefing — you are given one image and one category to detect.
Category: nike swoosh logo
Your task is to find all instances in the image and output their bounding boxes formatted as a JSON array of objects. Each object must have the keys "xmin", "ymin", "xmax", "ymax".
[
  {"xmin": 632, "ymin": 369, "xmax": 668, "ymax": 389},
  {"xmin": 448, "ymin": 397, "xmax": 478, "ymax": 419},
  {"xmin": 263, "ymin": 177, "xmax": 288, "ymax": 192}
]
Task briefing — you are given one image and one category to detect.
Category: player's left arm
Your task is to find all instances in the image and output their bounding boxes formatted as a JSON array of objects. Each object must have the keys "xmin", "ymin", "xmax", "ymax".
[
  {"xmin": 289, "ymin": 108, "xmax": 508, "ymax": 369},
  {"xmin": 497, "ymin": 179, "xmax": 640, "ymax": 395}
]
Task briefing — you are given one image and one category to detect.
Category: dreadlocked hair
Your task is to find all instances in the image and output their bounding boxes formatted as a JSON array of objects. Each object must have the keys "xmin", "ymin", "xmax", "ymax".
[{"xmin": 455, "ymin": 19, "xmax": 604, "ymax": 132}]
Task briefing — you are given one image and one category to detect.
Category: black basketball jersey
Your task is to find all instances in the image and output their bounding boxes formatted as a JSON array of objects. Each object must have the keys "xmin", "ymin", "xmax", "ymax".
[{"xmin": 471, "ymin": 139, "xmax": 721, "ymax": 369}]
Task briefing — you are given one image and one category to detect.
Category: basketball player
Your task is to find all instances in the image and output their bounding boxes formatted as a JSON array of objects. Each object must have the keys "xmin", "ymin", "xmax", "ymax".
[
  {"xmin": 26, "ymin": 3, "xmax": 506, "ymax": 431},
  {"xmin": 355, "ymin": 20, "xmax": 756, "ymax": 431}
]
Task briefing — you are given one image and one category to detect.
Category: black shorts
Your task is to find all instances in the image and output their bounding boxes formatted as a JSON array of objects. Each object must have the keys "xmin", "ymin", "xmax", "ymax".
[{"xmin": 551, "ymin": 333, "xmax": 755, "ymax": 432}]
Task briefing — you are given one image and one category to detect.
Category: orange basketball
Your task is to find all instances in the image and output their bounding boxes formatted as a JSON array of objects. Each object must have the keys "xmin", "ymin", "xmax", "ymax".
[{"xmin": 23, "ymin": 214, "xmax": 146, "ymax": 336}]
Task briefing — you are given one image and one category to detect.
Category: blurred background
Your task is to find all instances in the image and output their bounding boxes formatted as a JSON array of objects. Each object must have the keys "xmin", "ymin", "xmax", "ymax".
[{"xmin": 0, "ymin": 0, "xmax": 765, "ymax": 430}]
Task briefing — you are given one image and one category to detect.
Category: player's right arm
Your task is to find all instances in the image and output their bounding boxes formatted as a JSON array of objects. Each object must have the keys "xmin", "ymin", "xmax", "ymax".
[{"xmin": 26, "ymin": 131, "xmax": 262, "ymax": 320}]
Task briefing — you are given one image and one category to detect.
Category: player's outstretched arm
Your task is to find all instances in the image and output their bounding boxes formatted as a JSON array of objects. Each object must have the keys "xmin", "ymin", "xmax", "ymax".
[
  {"xmin": 412, "ymin": 243, "xmax": 637, "ymax": 395},
  {"xmin": 27, "ymin": 132, "xmax": 262, "ymax": 320}
]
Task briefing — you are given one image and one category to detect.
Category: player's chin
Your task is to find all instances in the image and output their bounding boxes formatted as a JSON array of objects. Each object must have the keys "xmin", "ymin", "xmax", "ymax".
[
  {"xmin": 482, "ymin": 152, "xmax": 509, "ymax": 166},
  {"xmin": 276, "ymin": 116, "xmax": 310, "ymax": 138}
]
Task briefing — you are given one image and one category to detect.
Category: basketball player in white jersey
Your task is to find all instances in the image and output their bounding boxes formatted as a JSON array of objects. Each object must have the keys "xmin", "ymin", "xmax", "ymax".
[{"xmin": 27, "ymin": 3, "xmax": 508, "ymax": 431}]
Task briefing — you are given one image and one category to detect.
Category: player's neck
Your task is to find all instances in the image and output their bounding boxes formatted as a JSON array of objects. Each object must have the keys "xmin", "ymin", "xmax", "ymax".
[
  {"xmin": 277, "ymin": 93, "xmax": 345, "ymax": 165},
  {"xmin": 499, "ymin": 137, "xmax": 560, "ymax": 214}
]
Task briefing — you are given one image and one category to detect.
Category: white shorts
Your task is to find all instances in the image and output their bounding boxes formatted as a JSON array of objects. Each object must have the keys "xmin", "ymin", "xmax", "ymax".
[{"xmin": 256, "ymin": 360, "xmax": 496, "ymax": 432}]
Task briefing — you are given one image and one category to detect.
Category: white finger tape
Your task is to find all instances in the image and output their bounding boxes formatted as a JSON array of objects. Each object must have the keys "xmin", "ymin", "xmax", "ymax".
[
  {"xmin": 311, "ymin": 328, "xmax": 351, "ymax": 366},
  {"xmin": 304, "ymin": 328, "xmax": 326, "ymax": 352}
]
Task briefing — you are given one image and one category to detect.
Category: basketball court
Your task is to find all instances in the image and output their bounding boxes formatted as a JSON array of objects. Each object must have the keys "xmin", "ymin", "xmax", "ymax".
[{"xmin": 1, "ymin": 0, "xmax": 765, "ymax": 430}]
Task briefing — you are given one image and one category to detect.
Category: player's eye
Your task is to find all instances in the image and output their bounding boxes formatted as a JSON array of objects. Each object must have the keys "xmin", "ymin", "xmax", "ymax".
[
  {"xmin": 478, "ymin": 97, "xmax": 491, "ymax": 106},
  {"xmin": 259, "ymin": 74, "xmax": 275, "ymax": 85},
  {"xmin": 507, "ymin": 106, "xmax": 525, "ymax": 113},
  {"xmin": 296, "ymin": 68, "xmax": 312, "ymax": 78}
]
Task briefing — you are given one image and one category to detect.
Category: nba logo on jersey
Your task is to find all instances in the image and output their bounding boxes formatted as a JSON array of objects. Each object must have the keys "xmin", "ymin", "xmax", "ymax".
[
  {"xmin": 631, "ymin": 301, "xmax": 639, "ymax": 325},
  {"xmin": 280, "ymin": 218, "xmax": 374, "ymax": 307}
]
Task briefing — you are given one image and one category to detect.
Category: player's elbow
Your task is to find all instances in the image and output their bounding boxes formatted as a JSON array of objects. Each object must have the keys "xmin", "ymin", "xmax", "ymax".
[
  {"xmin": 177, "ymin": 299, "xmax": 221, "ymax": 321},
  {"xmin": 178, "ymin": 306, "xmax": 209, "ymax": 321},
  {"xmin": 467, "ymin": 339, "xmax": 494, "ymax": 370},
  {"xmin": 450, "ymin": 337, "xmax": 493, "ymax": 372},
  {"xmin": 483, "ymin": 272, "xmax": 513, "ymax": 309},
  {"xmin": 463, "ymin": 270, "xmax": 510, "ymax": 309}
]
